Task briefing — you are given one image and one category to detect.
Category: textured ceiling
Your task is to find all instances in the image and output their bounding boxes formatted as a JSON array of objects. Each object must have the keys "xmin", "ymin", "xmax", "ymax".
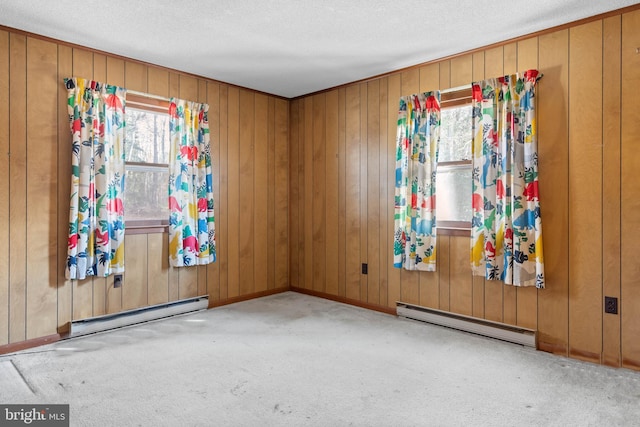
[{"xmin": 1, "ymin": 0, "xmax": 638, "ymax": 98}]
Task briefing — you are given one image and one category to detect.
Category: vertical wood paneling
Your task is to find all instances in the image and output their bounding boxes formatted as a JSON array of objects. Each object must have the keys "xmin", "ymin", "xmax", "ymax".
[
  {"xmin": 303, "ymin": 96, "xmax": 314, "ymax": 290},
  {"xmin": 226, "ymin": 87, "xmax": 240, "ymax": 298},
  {"xmin": 238, "ymin": 90, "xmax": 255, "ymax": 296},
  {"xmin": 147, "ymin": 67, "xmax": 169, "ymax": 96},
  {"xmin": 0, "ymin": 28, "xmax": 293, "ymax": 351},
  {"xmin": 621, "ymin": 9, "xmax": 640, "ymax": 370},
  {"xmin": 568, "ymin": 21, "xmax": 603, "ymax": 363},
  {"xmin": 268, "ymin": 98, "xmax": 277, "ymax": 289},
  {"xmin": 0, "ymin": 30, "xmax": 9, "ymax": 345},
  {"xmin": 367, "ymin": 80, "xmax": 380, "ymax": 305},
  {"xmin": 399, "ymin": 69, "xmax": 419, "ymax": 305},
  {"xmin": 359, "ymin": 83, "xmax": 368, "ymax": 301},
  {"xmin": 123, "ymin": 234, "xmax": 148, "ymax": 310},
  {"xmin": 602, "ymin": 15, "xmax": 622, "ymax": 368},
  {"xmin": 274, "ymin": 99, "xmax": 289, "ymax": 288},
  {"xmin": 345, "ymin": 85, "xmax": 361, "ymax": 300},
  {"xmin": 325, "ymin": 90, "xmax": 339, "ymax": 295},
  {"xmin": 147, "ymin": 233, "xmax": 169, "ymax": 306},
  {"xmin": 504, "ymin": 43, "xmax": 517, "ymax": 73},
  {"xmin": 8, "ymin": 33, "xmax": 27, "ymax": 342},
  {"xmin": 3, "ymin": 10, "xmax": 640, "ymax": 372},
  {"xmin": 338, "ymin": 88, "xmax": 347, "ymax": 297},
  {"xmin": 218, "ymin": 85, "xmax": 229, "ymax": 300},
  {"xmin": 387, "ymin": 74, "xmax": 401, "ymax": 308},
  {"xmin": 419, "ymin": 63, "xmax": 438, "ymax": 92},
  {"xmin": 25, "ymin": 37, "xmax": 58, "ymax": 339},
  {"xmin": 206, "ymin": 82, "xmax": 221, "ymax": 302},
  {"xmin": 537, "ymin": 30, "xmax": 570, "ymax": 355},
  {"xmin": 56, "ymin": 44, "xmax": 73, "ymax": 331},
  {"xmin": 312, "ymin": 94, "xmax": 326, "ymax": 292},
  {"xmin": 472, "ymin": 52, "xmax": 485, "ymax": 83},
  {"xmin": 438, "ymin": 236, "xmax": 450, "ymax": 311},
  {"xmin": 179, "ymin": 75, "xmax": 198, "ymax": 101},
  {"xmin": 450, "ymin": 54, "xmax": 472, "ymax": 87},
  {"xmin": 296, "ymin": 100, "xmax": 305, "ymax": 290},
  {"xmin": 125, "ymin": 62, "xmax": 147, "ymax": 92},
  {"xmin": 439, "ymin": 61, "xmax": 450, "ymax": 92},
  {"xmin": 289, "ymin": 100, "xmax": 300, "ymax": 287},
  {"xmin": 449, "ymin": 237, "xmax": 472, "ymax": 316},
  {"xmin": 378, "ymin": 79, "xmax": 388, "ymax": 307},
  {"xmin": 515, "ymin": 36, "xmax": 540, "ymax": 330},
  {"xmin": 254, "ymin": 94, "xmax": 269, "ymax": 292}
]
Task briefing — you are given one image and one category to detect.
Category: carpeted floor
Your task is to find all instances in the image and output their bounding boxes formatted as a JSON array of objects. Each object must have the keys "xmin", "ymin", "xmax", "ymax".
[{"xmin": 1, "ymin": 291, "xmax": 639, "ymax": 426}]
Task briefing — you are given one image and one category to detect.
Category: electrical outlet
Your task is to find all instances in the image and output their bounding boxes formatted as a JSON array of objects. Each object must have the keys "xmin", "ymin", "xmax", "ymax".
[
  {"xmin": 114, "ymin": 274, "xmax": 123, "ymax": 288},
  {"xmin": 362, "ymin": 263, "xmax": 368, "ymax": 275},
  {"xmin": 604, "ymin": 296, "xmax": 618, "ymax": 314}
]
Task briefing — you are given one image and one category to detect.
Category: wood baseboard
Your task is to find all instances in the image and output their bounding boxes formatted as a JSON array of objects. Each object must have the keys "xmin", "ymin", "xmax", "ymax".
[
  {"xmin": 208, "ymin": 287, "xmax": 290, "ymax": 309},
  {"xmin": 290, "ymin": 286, "xmax": 397, "ymax": 316},
  {"xmin": 0, "ymin": 334, "xmax": 61, "ymax": 356}
]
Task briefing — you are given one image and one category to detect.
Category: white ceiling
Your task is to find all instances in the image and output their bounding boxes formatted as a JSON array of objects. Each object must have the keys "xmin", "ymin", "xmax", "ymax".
[{"xmin": 1, "ymin": 1, "xmax": 638, "ymax": 98}]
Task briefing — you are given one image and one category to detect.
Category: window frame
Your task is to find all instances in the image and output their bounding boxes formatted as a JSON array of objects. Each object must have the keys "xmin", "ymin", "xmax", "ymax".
[
  {"xmin": 124, "ymin": 93, "xmax": 171, "ymax": 235},
  {"xmin": 437, "ymin": 88, "xmax": 473, "ymax": 236}
]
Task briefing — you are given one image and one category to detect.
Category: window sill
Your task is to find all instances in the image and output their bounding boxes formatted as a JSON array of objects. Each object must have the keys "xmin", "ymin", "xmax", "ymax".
[
  {"xmin": 125, "ymin": 220, "xmax": 169, "ymax": 235},
  {"xmin": 437, "ymin": 221, "xmax": 471, "ymax": 237},
  {"xmin": 437, "ymin": 227, "xmax": 471, "ymax": 237}
]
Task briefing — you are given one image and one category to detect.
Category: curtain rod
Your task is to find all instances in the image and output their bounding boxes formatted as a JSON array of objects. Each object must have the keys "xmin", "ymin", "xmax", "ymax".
[{"xmin": 127, "ymin": 89, "xmax": 172, "ymax": 102}]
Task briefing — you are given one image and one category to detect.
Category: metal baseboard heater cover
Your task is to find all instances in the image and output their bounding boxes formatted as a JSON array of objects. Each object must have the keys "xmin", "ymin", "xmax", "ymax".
[
  {"xmin": 69, "ymin": 296, "xmax": 209, "ymax": 337},
  {"xmin": 397, "ymin": 302, "xmax": 536, "ymax": 348}
]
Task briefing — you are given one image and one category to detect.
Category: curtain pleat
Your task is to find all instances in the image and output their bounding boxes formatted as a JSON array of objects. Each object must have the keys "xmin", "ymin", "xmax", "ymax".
[
  {"xmin": 168, "ymin": 98, "xmax": 216, "ymax": 267},
  {"xmin": 65, "ymin": 77, "xmax": 126, "ymax": 280},
  {"xmin": 394, "ymin": 91, "xmax": 441, "ymax": 271},
  {"xmin": 470, "ymin": 70, "xmax": 544, "ymax": 288}
]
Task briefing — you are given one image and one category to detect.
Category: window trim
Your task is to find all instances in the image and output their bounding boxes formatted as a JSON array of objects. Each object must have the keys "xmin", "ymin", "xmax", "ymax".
[
  {"xmin": 124, "ymin": 94, "xmax": 171, "ymax": 235},
  {"xmin": 437, "ymin": 88, "xmax": 473, "ymax": 232}
]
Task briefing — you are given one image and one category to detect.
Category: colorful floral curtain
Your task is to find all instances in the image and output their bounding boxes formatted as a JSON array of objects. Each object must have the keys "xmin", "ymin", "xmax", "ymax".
[
  {"xmin": 393, "ymin": 91, "xmax": 441, "ymax": 271},
  {"xmin": 65, "ymin": 78, "xmax": 126, "ymax": 280},
  {"xmin": 168, "ymin": 98, "xmax": 216, "ymax": 267},
  {"xmin": 470, "ymin": 70, "xmax": 544, "ymax": 288}
]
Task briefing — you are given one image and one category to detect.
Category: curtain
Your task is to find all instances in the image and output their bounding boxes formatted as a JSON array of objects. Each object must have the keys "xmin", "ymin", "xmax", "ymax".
[
  {"xmin": 470, "ymin": 70, "xmax": 544, "ymax": 288},
  {"xmin": 168, "ymin": 98, "xmax": 216, "ymax": 267},
  {"xmin": 393, "ymin": 91, "xmax": 441, "ymax": 271},
  {"xmin": 65, "ymin": 78, "xmax": 126, "ymax": 280}
]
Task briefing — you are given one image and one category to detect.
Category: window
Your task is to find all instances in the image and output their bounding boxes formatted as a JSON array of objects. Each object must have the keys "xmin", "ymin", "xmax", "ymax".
[
  {"xmin": 124, "ymin": 94, "xmax": 171, "ymax": 232},
  {"xmin": 437, "ymin": 89, "xmax": 473, "ymax": 230}
]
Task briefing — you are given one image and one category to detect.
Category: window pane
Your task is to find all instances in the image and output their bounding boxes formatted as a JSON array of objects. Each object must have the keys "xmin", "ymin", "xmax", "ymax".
[
  {"xmin": 439, "ymin": 105, "xmax": 472, "ymax": 162},
  {"xmin": 124, "ymin": 168, "xmax": 170, "ymax": 221},
  {"xmin": 437, "ymin": 167, "xmax": 472, "ymax": 222},
  {"xmin": 125, "ymin": 108, "xmax": 170, "ymax": 164}
]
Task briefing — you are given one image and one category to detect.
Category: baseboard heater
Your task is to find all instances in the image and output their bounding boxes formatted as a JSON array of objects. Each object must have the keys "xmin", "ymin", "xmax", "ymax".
[
  {"xmin": 68, "ymin": 296, "xmax": 209, "ymax": 338},
  {"xmin": 396, "ymin": 302, "xmax": 536, "ymax": 348}
]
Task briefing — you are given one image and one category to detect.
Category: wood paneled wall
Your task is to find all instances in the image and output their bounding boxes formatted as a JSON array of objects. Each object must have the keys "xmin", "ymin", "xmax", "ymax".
[
  {"xmin": 2, "ymin": 7, "xmax": 639, "ymax": 372},
  {"xmin": 0, "ymin": 28, "xmax": 289, "ymax": 346},
  {"xmin": 289, "ymin": 9, "xmax": 640, "ymax": 370}
]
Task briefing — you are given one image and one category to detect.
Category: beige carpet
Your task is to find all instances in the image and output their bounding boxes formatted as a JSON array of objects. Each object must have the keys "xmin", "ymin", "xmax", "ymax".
[{"xmin": 1, "ymin": 292, "xmax": 639, "ymax": 426}]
